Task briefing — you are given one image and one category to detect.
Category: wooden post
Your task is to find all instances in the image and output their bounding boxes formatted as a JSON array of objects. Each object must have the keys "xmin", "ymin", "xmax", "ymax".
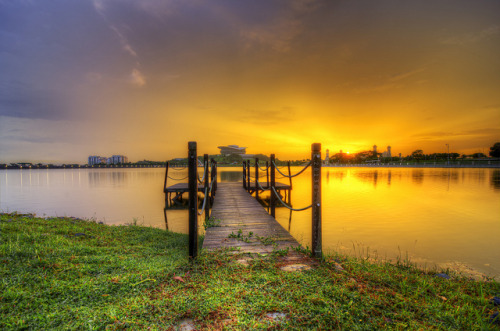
[
  {"xmin": 255, "ymin": 157, "xmax": 259, "ymax": 200},
  {"xmin": 287, "ymin": 161, "xmax": 292, "ymax": 204},
  {"xmin": 247, "ymin": 160, "xmax": 251, "ymax": 193},
  {"xmin": 204, "ymin": 154, "xmax": 210, "ymax": 222},
  {"xmin": 311, "ymin": 143, "xmax": 322, "ymax": 258},
  {"xmin": 266, "ymin": 161, "xmax": 269, "ymax": 187},
  {"xmin": 242, "ymin": 162, "xmax": 246, "ymax": 190},
  {"xmin": 188, "ymin": 141, "xmax": 198, "ymax": 259},
  {"xmin": 213, "ymin": 161, "xmax": 217, "ymax": 193},
  {"xmin": 210, "ymin": 158, "xmax": 215, "ymax": 205},
  {"xmin": 270, "ymin": 154, "xmax": 276, "ymax": 218}
]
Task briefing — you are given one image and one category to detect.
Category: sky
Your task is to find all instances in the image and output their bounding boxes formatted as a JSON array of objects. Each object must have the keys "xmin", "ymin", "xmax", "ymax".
[{"xmin": 1, "ymin": 0, "xmax": 499, "ymax": 163}]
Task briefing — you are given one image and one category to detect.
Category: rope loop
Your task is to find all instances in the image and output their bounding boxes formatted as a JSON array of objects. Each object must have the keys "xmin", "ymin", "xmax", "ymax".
[
  {"xmin": 256, "ymin": 161, "xmax": 270, "ymax": 171},
  {"xmin": 197, "ymin": 161, "xmax": 209, "ymax": 183},
  {"xmin": 271, "ymin": 187, "xmax": 312, "ymax": 211},
  {"xmin": 256, "ymin": 178, "xmax": 271, "ymax": 191},
  {"xmin": 167, "ymin": 175, "xmax": 189, "ymax": 180},
  {"xmin": 272, "ymin": 161, "xmax": 311, "ymax": 178},
  {"xmin": 197, "ymin": 186, "xmax": 209, "ymax": 215}
]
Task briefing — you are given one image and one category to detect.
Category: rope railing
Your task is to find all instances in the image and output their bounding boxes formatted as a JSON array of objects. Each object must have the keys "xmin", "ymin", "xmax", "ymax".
[
  {"xmin": 197, "ymin": 162, "xmax": 208, "ymax": 184},
  {"xmin": 256, "ymin": 178, "xmax": 271, "ymax": 191},
  {"xmin": 256, "ymin": 162, "xmax": 270, "ymax": 171},
  {"xmin": 167, "ymin": 174, "xmax": 189, "ymax": 181},
  {"xmin": 272, "ymin": 160, "xmax": 311, "ymax": 178},
  {"xmin": 271, "ymin": 187, "xmax": 312, "ymax": 211},
  {"xmin": 197, "ymin": 170, "xmax": 217, "ymax": 215}
]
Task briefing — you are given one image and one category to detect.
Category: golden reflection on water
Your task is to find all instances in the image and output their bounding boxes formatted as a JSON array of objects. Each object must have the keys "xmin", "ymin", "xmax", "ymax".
[{"xmin": 273, "ymin": 167, "xmax": 500, "ymax": 276}]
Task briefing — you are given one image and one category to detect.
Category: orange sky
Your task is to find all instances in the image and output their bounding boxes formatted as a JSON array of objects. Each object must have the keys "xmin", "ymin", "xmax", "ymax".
[{"xmin": 0, "ymin": 0, "xmax": 499, "ymax": 163}]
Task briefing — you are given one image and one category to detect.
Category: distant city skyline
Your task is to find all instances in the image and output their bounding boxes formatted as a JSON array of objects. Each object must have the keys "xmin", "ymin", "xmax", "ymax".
[{"xmin": 0, "ymin": 1, "xmax": 499, "ymax": 163}]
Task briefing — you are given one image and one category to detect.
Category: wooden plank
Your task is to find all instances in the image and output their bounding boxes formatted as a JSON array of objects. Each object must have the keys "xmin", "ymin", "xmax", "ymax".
[{"xmin": 203, "ymin": 182, "xmax": 298, "ymax": 254}]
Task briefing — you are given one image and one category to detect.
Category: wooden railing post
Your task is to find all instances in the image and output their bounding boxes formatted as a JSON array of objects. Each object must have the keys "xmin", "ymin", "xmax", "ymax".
[
  {"xmin": 242, "ymin": 161, "xmax": 246, "ymax": 190},
  {"xmin": 210, "ymin": 158, "xmax": 216, "ymax": 205},
  {"xmin": 247, "ymin": 160, "xmax": 251, "ymax": 193},
  {"xmin": 266, "ymin": 161, "xmax": 269, "ymax": 187},
  {"xmin": 255, "ymin": 157, "xmax": 259, "ymax": 200},
  {"xmin": 311, "ymin": 143, "xmax": 322, "ymax": 258},
  {"xmin": 188, "ymin": 141, "xmax": 198, "ymax": 259},
  {"xmin": 204, "ymin": 154, "xmax": 210, "ymax": 222},
  {"xmin": 213, "ymin": 161, "xmax": 217, "ymax": 193},
  {"xmin": 270, "ymin": 154, "xmax": 276, "ymax": 218},
  {"xmin": 287, "ymin": 161, "xmax": 292, "ymax": 204}
]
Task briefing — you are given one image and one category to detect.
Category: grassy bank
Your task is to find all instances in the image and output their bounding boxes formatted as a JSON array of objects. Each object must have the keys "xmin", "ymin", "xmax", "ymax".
[{"xmin": 1, "ymin": 213, "xmax": 499, "ymax": 329}]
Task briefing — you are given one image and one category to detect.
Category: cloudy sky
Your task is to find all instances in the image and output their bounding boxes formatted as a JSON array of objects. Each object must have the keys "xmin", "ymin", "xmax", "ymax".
[{"xmin": 1, "ymin": 0, "xmax": 499, "ymax": 163}]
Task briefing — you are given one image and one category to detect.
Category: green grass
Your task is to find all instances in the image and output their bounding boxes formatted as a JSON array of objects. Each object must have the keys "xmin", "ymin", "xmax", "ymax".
[{"xmin": 1, "ymin": 213, "xmax": 499, "ymax": 329}]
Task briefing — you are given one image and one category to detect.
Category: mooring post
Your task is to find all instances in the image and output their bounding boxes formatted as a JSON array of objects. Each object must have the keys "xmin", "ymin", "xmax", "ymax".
[
  {"xmin": 204, "ymin": 154, "xmax": 210, "ymax": 221},
  {"xmin": 247, "ymin": 160, "xmax": 251, "ymax": 193},
  {"xmin": 255, "ymin": 157, "xmax": 259, "ymax": 200},
  {"xmin": 188, "ymin": 141, "xmax": 198, "ymax": 259},
  {"xmin": 270, "ymin": 154, "xmax": 276, "ymax": 218},
  {"xmin": 311, "ymin": 143, "xmax": 322, "ymax": 258}
]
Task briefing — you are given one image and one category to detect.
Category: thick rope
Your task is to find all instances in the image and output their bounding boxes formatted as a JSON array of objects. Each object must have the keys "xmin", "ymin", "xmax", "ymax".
[
  {"xmin": 272, "ymin": 161, "xmax": 311, "ymax": 178},
  {"xmin": 256, "ymin": 178, "xmax": 271, "ymax": 191},
  {"xmin": 197, "ymin": 186, "xmax": 209, "ymax": 215},
  {"xmin": 197, "ymin": 163, "xmax": 208, "ymax": 183},
  {"xmin": 167, "ymin": 175, "xmax": 189, "ymax": 180},
  {"xmin": 271, "ymin": 187, "xmax": 312, "ymax": 211},
  {"xmin": 197, "ymin": 176, "xmax": 216, "ymax": 215},
  {"xmin": 256, "ymin": 161, "xmax": 270, "ymax": 171}
]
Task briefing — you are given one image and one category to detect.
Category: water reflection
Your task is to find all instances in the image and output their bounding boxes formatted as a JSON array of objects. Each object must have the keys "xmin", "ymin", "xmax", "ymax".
[
  {"xmin": 411, "ymin": 169, "xmax": 424, "ymax": 184},
  {"xmin": 491, "ymin": 170, "xmax": 500, "ymax": 191},
  {"xmin": 274, "ymin": 167, "xmax": 500, "ymax": 277},
  {"xmin": 219, "ymin": 170, "xmax": 242, "ymax": 182},
  {"xmin": 88, "ymin": 171, "xmax": 128, "ymax": 187}
]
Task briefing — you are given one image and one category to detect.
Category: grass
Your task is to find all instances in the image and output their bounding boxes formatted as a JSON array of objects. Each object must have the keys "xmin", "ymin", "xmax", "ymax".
[{"xmin": 1, "ymin": 212, "xmax": 499, "ymax": 329}]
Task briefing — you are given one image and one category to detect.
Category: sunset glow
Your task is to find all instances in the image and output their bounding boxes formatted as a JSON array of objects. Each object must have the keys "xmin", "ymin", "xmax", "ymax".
[{"xmin": 1, "ymin": 1, "xmax": 499, "ymax": 163}]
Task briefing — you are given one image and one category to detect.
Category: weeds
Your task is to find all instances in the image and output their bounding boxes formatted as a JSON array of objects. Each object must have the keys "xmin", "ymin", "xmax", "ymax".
[{"xmin": 202, "ymin": 217, "xmax": 221, "ymax": 230}]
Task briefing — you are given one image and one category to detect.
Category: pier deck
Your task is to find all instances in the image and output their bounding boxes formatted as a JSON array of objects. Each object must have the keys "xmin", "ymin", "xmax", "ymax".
[{"xmin": 202, "ymin": 182, "xmax": 298, "ymax": 254}]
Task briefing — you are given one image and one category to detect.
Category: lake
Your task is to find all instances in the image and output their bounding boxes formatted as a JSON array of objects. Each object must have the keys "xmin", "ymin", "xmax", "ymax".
[{"xmin": 1, "ymin": 167, "xmax": 499, "ymax": 277}]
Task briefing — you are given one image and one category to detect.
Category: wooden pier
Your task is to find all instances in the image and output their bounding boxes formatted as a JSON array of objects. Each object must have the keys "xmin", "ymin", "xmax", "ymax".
[
  {"xmin": 202, "ymin": 182, "xmax": 298, "ymax": 254},
  {"xmin": 163, "ymin": 142, "xmax": 322, "ymax": 258}
]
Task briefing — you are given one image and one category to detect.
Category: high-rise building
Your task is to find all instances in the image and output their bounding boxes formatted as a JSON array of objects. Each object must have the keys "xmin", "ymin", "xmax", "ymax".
[
  {"xmin": 325, "ymin": 149, "xmax": 330, "ymax": 165},
  {"xmin": 88, "ymin": 155, "xmax": 106, "ymax": 166}
]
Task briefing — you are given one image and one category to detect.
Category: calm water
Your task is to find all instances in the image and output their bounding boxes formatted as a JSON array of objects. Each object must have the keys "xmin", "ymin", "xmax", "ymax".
[{"xmin": 1, "ymin": 167, "xmax": 499, "ymax": 277}]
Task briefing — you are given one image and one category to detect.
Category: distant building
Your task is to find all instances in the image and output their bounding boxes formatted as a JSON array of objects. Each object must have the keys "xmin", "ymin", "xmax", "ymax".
[
  {"xmin": 324, "ymin": 149, "xmax": 330, "ymax": 165},
  {"xmin": 88, "ymin": 155, "xmax": 107, "ymax": 166},
  {"xmin": 218, "ymin": 145, "xmax": 247, "ymax": 155},
  {"xmin": 373, "ymin": 145, "xmax": 378, "ymax": 155},
  {"xmin": 108, "ymin": 155, "xmax": 128, "ymax": 164},
  {"xmin": 381, "ymin": 146, "xmax": 392, "ymax": 158},
  {"xmin": 88, "ymin": 155, "xmax": 128, "ymax": 165}
]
